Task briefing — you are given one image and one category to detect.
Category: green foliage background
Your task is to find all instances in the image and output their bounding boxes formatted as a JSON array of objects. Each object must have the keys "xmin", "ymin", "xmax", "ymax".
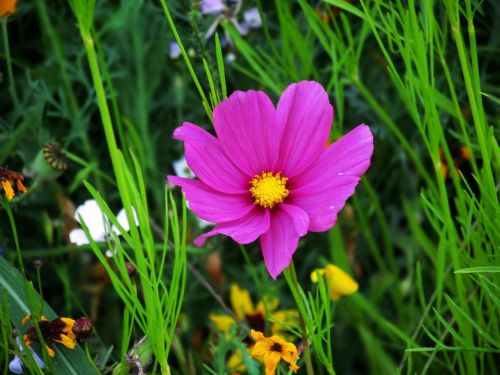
[{"xmin": 0, "ymin": 0, "xmax": 499, "ymax": 374}]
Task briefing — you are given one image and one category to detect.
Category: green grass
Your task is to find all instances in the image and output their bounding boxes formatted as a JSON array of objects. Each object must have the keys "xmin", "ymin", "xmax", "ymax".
[{"xmin": 0, "ymin": 0, "xmax": 498, "ymax": 374}]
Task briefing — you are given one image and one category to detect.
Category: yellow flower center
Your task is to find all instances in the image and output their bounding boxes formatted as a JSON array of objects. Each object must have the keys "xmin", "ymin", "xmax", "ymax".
[{"xmin": 249, "ymin": 172, "xmax": 289, "ymax": 209}]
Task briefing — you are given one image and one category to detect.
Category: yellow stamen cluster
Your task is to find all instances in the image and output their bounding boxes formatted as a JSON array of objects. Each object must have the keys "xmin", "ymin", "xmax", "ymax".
[{"xmin": 249, "ymin": 172, "xmax": 289, "ymax": 209}]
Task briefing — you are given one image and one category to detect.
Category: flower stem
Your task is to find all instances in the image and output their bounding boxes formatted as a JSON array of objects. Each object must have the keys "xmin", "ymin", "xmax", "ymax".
[
  {"xmin": 1, "ymin": 18, "xmax": 19, "ymax": 108},
  {"xmin": 286, "ymin": 261, "xmax": 314, "ymax": 375},
  {"xmin": 3, "ymin": 202, "xmax": 25, "ymax": 278}
]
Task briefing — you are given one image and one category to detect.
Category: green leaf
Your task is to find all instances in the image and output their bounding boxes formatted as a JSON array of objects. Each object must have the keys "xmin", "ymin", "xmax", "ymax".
[
  {"xmin": 454, "ymin": 267, "xmax": 500, "ymax": 274},
  {"xmin": 0, "ymin": 256, "xmax": 99, "ymax": 375},
  {"xmin": 323, "ymin": 0, "xmax": 367, "ymax": 20}
]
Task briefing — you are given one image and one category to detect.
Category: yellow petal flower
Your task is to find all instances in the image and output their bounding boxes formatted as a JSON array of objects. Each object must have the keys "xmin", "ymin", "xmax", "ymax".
[
  {"xmin": 54, "ymin": 333, "xmax": 76, "ymax": 349},
  {"xmin": 2, "ymin": 180, "xmax": 15, "ymax": 199},
  {"xmin": 250, "ymin": 330, "xmax": 299, "ymax": 375},
  {"xmin": 263, "ymin": 351, "xmax": 281, "ymax": 375},
  {"xmin": 0, "ymin": 0, "xmax": 16, "ymax": 17},
  {"xmin": 251, "ymin": 338, "xmax": 272, "ymax": 357},
  {"xmin": 270, "ymin": 309, "xmax": 299, "ymax": 335},
  {"xmin": 250, "ymin": 329, "xmax": 265, "ymax": 341},
  {"xmin": 45, "ymin": 345, "xmax": 55, "ymax": 357},
  {"xmin": 209, "ymin": 313, "xmax": 236, "ymax": 332},
  {"xmin": 230, "ymin": 283, "xmax": 255, "ymax": 320},
  {"xmin": 256, "ymin": 295, "xmax": 280, "ymax": 314},
  {"xmin": 227, "ymin": 348, "xmax": 248, "ymax": 372},
  {"xmin": 311, "ymin": 264, "xmax": 358, "ymax": 300},
  {"xmin": 16, "ymin": 179, "xmax": 28, "ymax": 193}
]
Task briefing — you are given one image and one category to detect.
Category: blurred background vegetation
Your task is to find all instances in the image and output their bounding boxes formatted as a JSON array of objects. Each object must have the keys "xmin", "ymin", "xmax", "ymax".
[{"xmin": 1, "ymin": 0, "xmax": 499, "ymax": 374}]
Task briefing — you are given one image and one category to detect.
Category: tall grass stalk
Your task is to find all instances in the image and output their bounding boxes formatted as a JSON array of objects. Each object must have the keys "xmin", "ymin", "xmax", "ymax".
[{"xmin": 69, "ymin": 1, "xmax": 187, "ymax": 373}]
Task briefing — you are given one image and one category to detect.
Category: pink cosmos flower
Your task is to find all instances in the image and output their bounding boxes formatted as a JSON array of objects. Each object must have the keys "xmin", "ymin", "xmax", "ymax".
[{"xmin": 168, "ymin": 81, "xmax": 373, "ymax": 279}]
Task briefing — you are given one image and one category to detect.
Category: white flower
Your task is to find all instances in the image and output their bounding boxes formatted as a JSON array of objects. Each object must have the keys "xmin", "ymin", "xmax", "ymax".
[
  {"xmin": 69, "ymin": 200, "xmax": 139, "ymax": 249},
  {"xmin": 173, "ymin": 157, "xmax": 195, "ymax": 179},
  {"xmin": 202, "ymin": 1, "xmax": 262, "ymax": 42},
  {"xmin": 225, "ymin": 52, "xmax": 236, "ymax": 64},
  {"xmin": 9, "ymin": 337, "xmax": 45, "ymax": 374}
]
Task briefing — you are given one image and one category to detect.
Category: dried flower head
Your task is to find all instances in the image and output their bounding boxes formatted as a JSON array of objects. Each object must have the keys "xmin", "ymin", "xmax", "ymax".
[
  {"xmin": 43, "ymin": 142, "xmax": 69, "ymax": 172},
  {"xmin": 1, "ymin": 166, "xmax": 28, "ymax": 200},
  {"xmin": 439, "ymin": 143, "xmax": 471, "ymax": 181},
  {"xmin": 125, "ymin": 262, "xmax": 137, "ymax": 278},
  {"xmin": 72, "ymin": 317, "xmax": 93, "ymax": 340}
]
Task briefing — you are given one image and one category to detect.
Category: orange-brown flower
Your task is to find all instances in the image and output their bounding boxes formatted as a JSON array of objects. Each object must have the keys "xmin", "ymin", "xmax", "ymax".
[
  {"xmin": 250, "ymin": 330, "xmax": 299, "ymax": 375},
  {"xmin": 0, "ymin": 166, "xmax": 28, "ymax": 200},
  {"xmin": 439, "ymin": 143, "xmax": 471, "ymax": 180},
  {"xmin": 0, "ymin": 0, "xmax": 16, "ymax": 17},
  {"xmin": 21, "ymin": 315, "xmax": 92, "ymax": 357}
]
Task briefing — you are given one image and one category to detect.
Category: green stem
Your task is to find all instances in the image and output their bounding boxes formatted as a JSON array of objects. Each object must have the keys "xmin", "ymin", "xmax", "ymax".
[
  {"xmin": 35, "ymin": 266, "xmax": 44, "ymax": 315},
  {"xmin": 158, "ymin": 0, "xmax": 213, "ymax": 121},
  {"xmin": 287, "ymin": 262, "xmax": 315, "ymax": 375},
  {"xmin": 3, "ymin": 202, "xmax": 25, "ymax": 278},
  {"xmin": 35, "ymin": 0, "xmax": 104, "ymax": 192},
  {"xmin": 1, "ymin": 18, "xmax": 19, "ymax": 108},
  {"xmin": 353, "ymin": 79, "xmax": 435, "ymax": 190}
]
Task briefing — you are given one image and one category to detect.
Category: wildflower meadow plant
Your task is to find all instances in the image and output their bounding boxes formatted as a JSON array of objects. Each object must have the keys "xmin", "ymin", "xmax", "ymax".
[
  {"xmin": 168, "ymin": 81, "xmax": 373, "ymax": 278},
  {"xmin": 250, "ymin": 329, "xmax": 300, "ymax": 375},
  {"xmin": 1, "ymin": 1, "xmax": 498, "ymax": 374}
]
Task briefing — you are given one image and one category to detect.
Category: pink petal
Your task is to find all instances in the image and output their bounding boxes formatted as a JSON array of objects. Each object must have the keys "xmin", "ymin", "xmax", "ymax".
[
  {"xmin": 168, "ymin": 176, "xmax": 253, "ymax": 223},
  {"xmin": 213, "ymin": 90, "xmax": 281, "ymax": 176},
  {"xmin": 173, "ymin": 122, "xmax": 249, "ymax": 194},
  {"xmin": 260, "ymin": 205, "xmax": 309, "ymax": 279},
  {"xmin": 275, "ymin": 81, "xmax": 333, "ymax": 177},
  {"xmin": 279, "ymin": 204, "xmax": 309, "ymax": 237},
  {"xmin": 290, "ymin": 125, "xmax": 374, "ymax": 232},
  {"xmin": 290, "ymin": 176, "xmax": 360, "ymax": 232},
  {"xmin": 194, "ymin": 208, "xmax": 270, "ymax": 246}
]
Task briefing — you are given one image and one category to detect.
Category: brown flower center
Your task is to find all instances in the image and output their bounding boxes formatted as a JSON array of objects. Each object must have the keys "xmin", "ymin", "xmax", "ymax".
[{"xmin": 271, "ymin": 342, "xmax": 283, "ymax": 352}]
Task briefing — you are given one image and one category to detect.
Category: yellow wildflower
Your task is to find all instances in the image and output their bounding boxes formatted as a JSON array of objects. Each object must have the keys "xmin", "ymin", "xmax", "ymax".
[
  {"xmin": 250, "ymin": 329, "xmax": 299, "ymax": 375},
  {"xmin": 21, "ymin": 315, "xmax": 93, "ymax": 357},
  {"xmin": 22, "ymin": 315, "xmax": 76, "ymax": 357},
  {"xmin": 209, "ymin": 284, "xmax": 299, "ymax": 372},
  {"xmin": 210, "ymin": 283, "xmax": 298, "ymax": 335},
  {"xmin": 0, "ymin": 0, "xmax": 16, "ymax": 17},
  {"xmin": 311, "ymin": 264, "xmax": 359, "ymax": 300}
]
